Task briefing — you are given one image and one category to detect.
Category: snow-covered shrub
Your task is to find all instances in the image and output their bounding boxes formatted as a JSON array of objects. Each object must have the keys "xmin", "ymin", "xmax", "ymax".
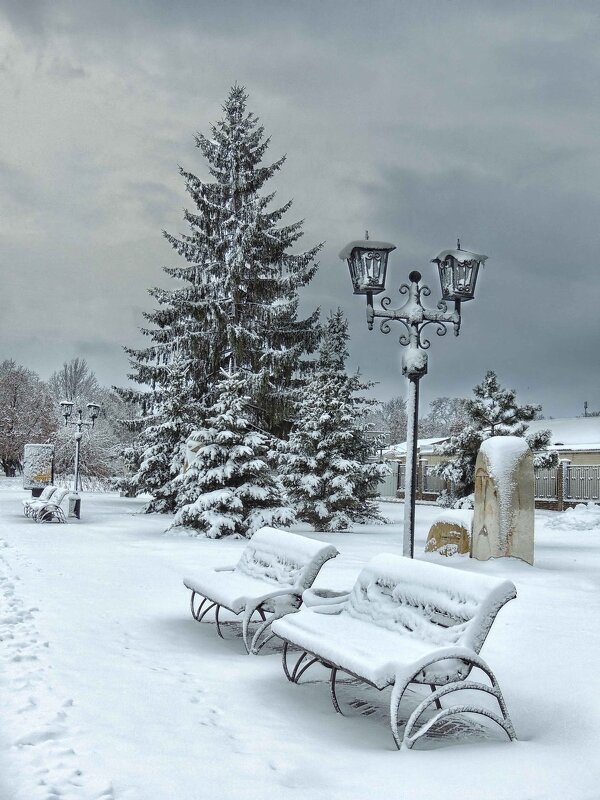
[
  {"xmin": 433, "ymin": 371, "xmax": 557, "ymax": 498},
  {"xmin": 453, "ymin": 493, "xmax": 474, "ymax": 510},
  {"xmin": 436, "ymin": 489, "xmax": 457, "ymax": 508}
]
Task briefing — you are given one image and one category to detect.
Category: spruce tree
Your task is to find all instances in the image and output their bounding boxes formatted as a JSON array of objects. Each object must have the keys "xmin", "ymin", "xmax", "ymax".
[
  {"xmin": 170, "ymin": 372, "xmax": 295, "ymax": 538},
  {"xmin": 163, "ymin": 84, "xmax": 320, "ymax": 434},
  {"xmin": 131, "ymin": 353, "xmax": 198, "ymax": 512},
  {"xmin": 278, "ymin": 309, "xmax": 388, "ymax": 532},
  {"xmin": 434, "ymin": 370, "xmax": 557, "ymax": 500},
  {"xmin": 118, "ymin": 85, "xmax": 320, "ymax": 507}
]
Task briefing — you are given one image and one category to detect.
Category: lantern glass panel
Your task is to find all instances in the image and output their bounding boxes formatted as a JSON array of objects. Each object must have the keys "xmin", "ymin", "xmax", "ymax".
[
  {"xmin": 438, "ymin": 257, "xmax": 480, "ymax": 301},
  {"xmin": 349, "ymin": 247, "xmax": 389, "ymax": 295},
  {"xmin": 60, "ymin": 401, "xmax": 74, "ymax": 417}
]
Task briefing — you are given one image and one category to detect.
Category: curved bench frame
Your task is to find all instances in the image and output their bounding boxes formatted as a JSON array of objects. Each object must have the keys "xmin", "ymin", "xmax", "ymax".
[
  {"xmin": 190, "ymin": 587, "xmax": 303, "ymax": 654},
  {"xmin": 281, "ymin": 641, "xmax": 516, "ymax": 750}
]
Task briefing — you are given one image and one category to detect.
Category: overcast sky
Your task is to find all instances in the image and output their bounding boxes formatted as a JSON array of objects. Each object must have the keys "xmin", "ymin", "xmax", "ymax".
[{"xmin": 1, "ymin": 0, "xmax": 599, "ymax": 418}]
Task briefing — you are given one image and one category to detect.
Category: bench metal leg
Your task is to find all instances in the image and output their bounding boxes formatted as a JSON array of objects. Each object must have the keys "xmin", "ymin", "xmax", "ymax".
[
  {"xmin": 190, "ymin": 592, "xmax": 207, "ymax": 620},
  {"xmin": 282, "ymin": 643, "xmax": 321, "ymax": 683},
  {"xmin": 330, "ymin": 668, "xmax": 342, "ymax": 715},
  {"xmin": 215, "ymin": 605, "xmax": 224, "ymax": 638},
  {"xmin": 250, "ymin": 607, "xmax": 292, "ymax": 655},
  {"xmin": 430, "ymin": 684, "xmax": 443, "ymax": 710},
  {"xmin": 197, "ymin": 600, "xmax": 217, "ymax": 623},
  {"xmin": 402, "ymin": 681, "xmax": 516, "ymax": 750},
  {"xmin": 391, "ymin": 653, "xmax": 517, "ymax": 751}
]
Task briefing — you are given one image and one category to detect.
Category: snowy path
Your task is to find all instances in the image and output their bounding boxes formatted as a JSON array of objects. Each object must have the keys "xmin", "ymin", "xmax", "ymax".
[{"xmin": 1, "ymin": 481, "xmax": 600, "ymax": 799}]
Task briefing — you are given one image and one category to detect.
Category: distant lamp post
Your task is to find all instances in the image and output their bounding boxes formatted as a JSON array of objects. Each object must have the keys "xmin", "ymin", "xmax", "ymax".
[
  {"xmin": 340, "ymin": 235, "xmax": 488, "ymax": 558},
  {"xmin": 60, "ymin": 401, "xmax": 101, "ymax": 518}
]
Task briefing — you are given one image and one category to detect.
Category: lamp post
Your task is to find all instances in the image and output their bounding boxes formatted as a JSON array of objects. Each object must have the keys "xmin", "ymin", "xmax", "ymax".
[
  {"xmin": 59, "ymin": 401, "xmax": 100, "ymax": 518},
  {"xmin": 340, "ymin": 235, "xmax": 487, "ymax": 558}
]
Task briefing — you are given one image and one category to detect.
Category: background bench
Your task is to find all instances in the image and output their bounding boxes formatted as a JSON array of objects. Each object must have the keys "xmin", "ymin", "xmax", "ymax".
[
  {"xmin": 24, "ymin": 487, "xmax": 70, "ymax": 523},
  {"xmin": 272, "ymin": 554, "xmax": 517, "ymax": 749},
  {"xmin": 184, "ymin": 526, "xmax": 339, "ymax": 654},
  {"xmin": 22, "ymin": 485, "xmax": 56, "ymax": 517}
]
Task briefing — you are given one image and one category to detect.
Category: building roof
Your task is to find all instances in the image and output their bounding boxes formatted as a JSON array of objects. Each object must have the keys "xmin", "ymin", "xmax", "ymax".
[
  {"xmin": 526, "ymin": 417, "xmax": 600, "ymax": 452},
  {"xmin": 382, "ymin": 437, "xmax": 449, "ymax": 458},
  {"xmin": 382, "ymin": 418, "xmax": 600, "ymax": 460}
]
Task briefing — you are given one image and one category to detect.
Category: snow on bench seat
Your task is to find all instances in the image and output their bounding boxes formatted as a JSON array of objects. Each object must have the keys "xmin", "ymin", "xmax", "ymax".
[
  {"xmin": 183, "ymin": 526, "xmax": 338, "ymax": 654},
  {"xmin": 272, "ymin": 553, "xmax": 517, "ymax": 749}
]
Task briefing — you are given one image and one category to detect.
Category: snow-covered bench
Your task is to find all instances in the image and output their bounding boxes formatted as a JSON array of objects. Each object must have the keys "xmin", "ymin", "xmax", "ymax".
[
  {"xmin": 183, "ymin": 527, "xmax": 339, "ymax": 654},
  {"xmin": 22, "ymin": 485, "xmax": 56, "ymax": 517},
  {"xmin": 27, "ymin": 487, "xmax": 70, "ymax": 523},
  {"xmin": 272, "ymin": 554, "xmax": 517, "ymax": 750}
]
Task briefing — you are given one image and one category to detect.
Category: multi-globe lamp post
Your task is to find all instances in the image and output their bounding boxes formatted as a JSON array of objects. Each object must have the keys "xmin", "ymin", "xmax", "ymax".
[
  {"xmin": 59, "ymin": 401, "xmax": 101, "ymax": 518},
  {"xmin": 340, "ymin": 235, "xmax": 488, "ymax": 558}
]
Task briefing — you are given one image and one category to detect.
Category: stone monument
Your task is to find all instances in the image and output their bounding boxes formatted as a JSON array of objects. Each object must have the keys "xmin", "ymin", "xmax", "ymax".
[
  {"xmin": 425, "ymin": 510, "xmax": 472, "ymax": 557},
  {"xmin": 472, "ymin": 436, "xmax": 534, "ymax": 565},
  {"xmin": 23, "ymin": 444, "xmax": 54, "ymax": 498}
]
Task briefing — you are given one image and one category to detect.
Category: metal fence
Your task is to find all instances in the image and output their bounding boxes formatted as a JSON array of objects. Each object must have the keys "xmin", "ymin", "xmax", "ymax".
[
  {"xmin": 534, "ymin": 467, "xmax": 558, "ymax": 500},
  {"xmin": 566, "ymin": 465, "xmax": 600, "ymax": 501},
  {"xmin": 382, "ymin": 461, "xmax": 600, "ymax": 503},
  {"xmin": 376, "ymin": 464, "xmax": 399, "ymax": 498},
  {"xmin": 422, "ymin": 467, "xmax": 447, "ymax": 494}
]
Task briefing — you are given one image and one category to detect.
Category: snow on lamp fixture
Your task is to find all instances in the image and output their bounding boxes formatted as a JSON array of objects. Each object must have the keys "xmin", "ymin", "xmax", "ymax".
[
  {"xmin": 339, "ymin": 232, "xmax": 396, "ymax": 295},
  {"xmin": 341, "ymin": 233, "xmax": 489, "ymax": 560},
  {"xmin": 86, "ymin": 403, "xmax": 100, "ymax": 426},
  {"xmin": 431, "ymin": 240, "xmax": 487, "ymax": 303},
  {"xmin": 60, "ymin": 400, "xmax": 74, "ymax": 423}
]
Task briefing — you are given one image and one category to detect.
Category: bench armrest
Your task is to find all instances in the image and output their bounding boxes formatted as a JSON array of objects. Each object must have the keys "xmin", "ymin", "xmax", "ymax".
[
  {"xmin": 302, "ymin": 587, "xmax": 351, "ymax": 609},
  {"xmin": 243, "ymin": 587, "xmax": 304, "ymax": 620},
  {"xmin": 251, "ymin": 587, "xmax": 304, "ymax": 605},
  {"xmin": 394, "ymin": 646, "xmax": 488, "ymax": 688}
]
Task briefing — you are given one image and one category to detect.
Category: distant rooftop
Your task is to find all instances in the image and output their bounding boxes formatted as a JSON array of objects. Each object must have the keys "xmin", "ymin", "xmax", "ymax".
[
  {"xmin": 381, "ymin": 418, "xmax": 600, "ymax": 458},
  {"xmin": 383, "ymin": 437, "xmax": 449, "ymax": 458},
  {"xmin": 526, "ymin": 417, "xmax": 600, "ymax": 451}
]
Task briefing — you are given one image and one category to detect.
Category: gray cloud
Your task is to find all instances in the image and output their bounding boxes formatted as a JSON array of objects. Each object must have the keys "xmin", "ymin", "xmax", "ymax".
[{"xmin": 0, "ymin": 0, "xmax": 598, "ymax": 415}]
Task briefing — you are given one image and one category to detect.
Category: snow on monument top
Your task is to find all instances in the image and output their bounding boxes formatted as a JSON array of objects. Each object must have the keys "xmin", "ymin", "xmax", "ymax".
[
  {"xmin": 480, "ymin": 436, "xmax": 530, "ymax": 482},
  {"xmin": 479, "ymin": 437, "xmax": 531, "ymax": 531}
]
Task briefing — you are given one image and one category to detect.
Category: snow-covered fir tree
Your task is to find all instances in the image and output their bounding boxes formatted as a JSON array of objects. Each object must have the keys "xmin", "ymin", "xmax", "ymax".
[
  {"xmin": 170, "ymin": 371, "xmax": 295, "ymax": 538},
  {"xmin": 129, "ymin": 353, "xmax": 199, "ymax": 513},
  {"xmin": 278, "ymin": 309, "xmax": 388, "ymax": 532},
  {"xmin": 119, "ymin": 85, "xmax": 320, "ymax": 507},
  {"xmin": 433, "ymin": 370, "xmax": 557, "ymax": 500}
]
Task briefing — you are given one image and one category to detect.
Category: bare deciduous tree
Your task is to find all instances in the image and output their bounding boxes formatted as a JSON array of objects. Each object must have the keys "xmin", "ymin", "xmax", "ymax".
[{"xmin": 0, "ymin": 360, "xmax": 56, "ymax": 476}]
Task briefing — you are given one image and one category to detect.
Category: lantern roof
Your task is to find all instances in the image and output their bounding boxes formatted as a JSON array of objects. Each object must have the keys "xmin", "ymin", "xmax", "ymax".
[
  {"xmin": 431, "ymin": 248, "xmax": 487, "ymax": 265},
  {"xmin": 338, "ymin": 240, "xmax": 396, "ymax": 260}
]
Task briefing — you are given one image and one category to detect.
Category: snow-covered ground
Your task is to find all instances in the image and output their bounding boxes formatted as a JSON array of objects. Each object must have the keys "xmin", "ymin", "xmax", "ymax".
[{"xmin": 1, "ymin": 478, "xmax": 599, "ymax": 800}]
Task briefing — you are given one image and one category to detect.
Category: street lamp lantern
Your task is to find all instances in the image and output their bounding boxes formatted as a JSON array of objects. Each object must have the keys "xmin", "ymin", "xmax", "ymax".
[
  {"xmin": 342, "ymin": 233, "xmax": 489, "ymax": 558},
  {"xmin": 431, "ymin": 241, "xmax": 487, "ymax": 303},
  {"xmin": 339, "ymin": 234, "xmax": 396, "ymax": 295},
  {"xmin": 60, "ymin": 400, "xmax": 74, "ymax": 423},
  {"xmin": 86, "ymin": 403, "xmax": 101, "ymax": 425}
]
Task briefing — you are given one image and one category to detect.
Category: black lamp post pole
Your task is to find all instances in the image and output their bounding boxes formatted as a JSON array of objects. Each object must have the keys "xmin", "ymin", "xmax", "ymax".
[
  {"xmin": 343, "ymin": 239, "xmax": 487, "ymax": 558},
  {"xmin": 367, "ymin": 270, "xmax": 460, "ymax": 557}
]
